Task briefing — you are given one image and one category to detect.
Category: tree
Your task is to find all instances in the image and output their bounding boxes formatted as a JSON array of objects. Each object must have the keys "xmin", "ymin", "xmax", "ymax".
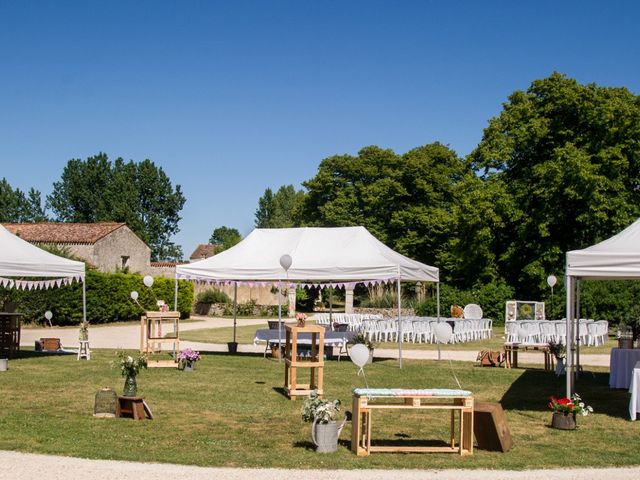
[
  {"xmin": 255, "ymin": 185, "xmax": 305, "ymax": 228},
  {"xmin": 301, "ymin": 143, "xmax": 470, "ymax": 267},
  {"xmin": 469, "ymin": 72, "xmax": 640, "ymax": 296},
  {"xmin": 210, "ymin": 226, "xmax": 242, "ymax": 252},
  {"xmin": 47, "ymin": 153, "xmax": 186, "ymax": 261},
  {"xmin": 0, "ymin": 178, "xmax": 47, "ymax": 223}
]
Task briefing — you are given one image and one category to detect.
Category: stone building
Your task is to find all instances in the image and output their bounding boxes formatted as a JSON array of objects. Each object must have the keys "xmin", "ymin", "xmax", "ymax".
[
  {"xmin": 189, "ymin": 244, "xmax": 216, "ymax": 262},
  {"xmin": 3, "ymin": 222, "xmax": 176, "ymax": 277}
]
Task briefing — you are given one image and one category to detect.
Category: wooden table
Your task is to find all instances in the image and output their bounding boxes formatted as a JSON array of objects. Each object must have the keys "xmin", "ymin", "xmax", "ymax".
[
  {"xmin": 117, "ymin": 396, "xmax": 153, "ymax": 420},
  {"xmin": 0, "ymin": 313, "xmax": 22, "ymax": 358},
  {"xmin": 140, "ymin": 311, "xmax": 180, "ymax": 367},
  {"xmin": 351, "ymin": 388, "xmax": 474, "ymax": 456},
  {"xmin": 504, "ymin": 342, "xmax": 554, "ymax": 371},
  {"xmin": 284, "ymin": 324, "xmax": 324, "ymax": 400}
]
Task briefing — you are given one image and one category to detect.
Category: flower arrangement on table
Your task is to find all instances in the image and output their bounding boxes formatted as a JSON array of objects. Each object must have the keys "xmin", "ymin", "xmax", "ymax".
[
  {"xmin": 301, "ymin": 391, "xmax": 341, "ymax": 424},
  {"xmin": 79, "ymin": 320, "xmax": 89, "ymax": 341},
  {"xmin": 178, "ymin": 348, "xmax": 201, "ymax": 370},
  {"xmin": 547, "ymin": 341, "xmax": 565, "ymax": 360},
  {"xmin": 295, "ymin": 312, "xmax": 308, "ymax": 327},
  {"xmin": 112, "ymin": 351, "xmax": 148, "ymax": 396},
  {"xmin": 548, "ymin": 393, "xmax": 593, "ymax": 417},
  {"xmin": 349, "ymin": 331, "xmax": 375, "ymax": 350}
]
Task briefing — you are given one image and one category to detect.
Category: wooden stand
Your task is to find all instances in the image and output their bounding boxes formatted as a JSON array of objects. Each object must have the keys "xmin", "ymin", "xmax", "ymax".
[
  {"xmin": 284, "ymin": 324, "xmax": 324, "ymax": 400},
  {"xmin": 116, "ymin": 396, "xmax": 153, "ymax": 420},
  {"xmin": 140, "ymin": 311, "xmax": 180, "ymax": 367},
  {"xmin": 473, "ymin": 402, "xmax": 512, "ymax": 452},
  {"xmin": 504, "ymin": 343, "xmax": 554, "ymax": 371},
  {"xmin": 0, "ymin": 313, "xmax": 21, "ymax": 358},
  {"xmin": 351, "ymin": 390, "xmax": 474, "ymax": 457},
  {"xmin": 77, "ymin": 340, "xmax": 90, "ymax": 360}
]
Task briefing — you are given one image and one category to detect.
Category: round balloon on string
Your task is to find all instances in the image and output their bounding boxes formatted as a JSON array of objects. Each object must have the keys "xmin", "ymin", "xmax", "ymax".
[
  {"xmin": 130, "ymin": 291, "xmax": 139, "ymax": 301},
  {"xmin": 44, "ymin": 310, "xmax": 53, "ymax": 321},
  {"xmin": 349, "ymin": 343, "xmax": 370, "ymax": 368},
  {"xmin": 279, "ymin": 254, "xmax": 292, "ymax": 271},
  {"xmin": 143, "ymin": 275, "xmax": 154, "ymax": 288},
  {"xmin": 433, "ymin": 322, "xmax": 453, "ymax": 344},
  {"xmin": 547, "ymin": 275, "xmax": 557, "ymax": 288}
]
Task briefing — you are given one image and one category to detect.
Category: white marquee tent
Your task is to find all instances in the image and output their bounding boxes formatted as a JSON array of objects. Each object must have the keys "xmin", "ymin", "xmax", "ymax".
[
  {"xmin": 565, "ymin": 217, "xmax": 640, "ymax": 396},
  {"xmin": 0, "ymin": 224, "xmax": 86, "ymax": 320},
  {"xmin": 176, "ymin": 226, "xmax": 440, "ymax": 365}
]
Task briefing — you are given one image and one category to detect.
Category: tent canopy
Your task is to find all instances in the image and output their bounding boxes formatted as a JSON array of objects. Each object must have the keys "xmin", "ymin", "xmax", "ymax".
[
  {"xmin": 0, "ymin": 224, "xmax": 85, "ymax": 279},
  {"xmin": 176, "ymin": 226, "xmax": 438, "ymax": 283},
  {"xmin": 566, "ymin": 217, "xmax": 640, "ymax": 279}
]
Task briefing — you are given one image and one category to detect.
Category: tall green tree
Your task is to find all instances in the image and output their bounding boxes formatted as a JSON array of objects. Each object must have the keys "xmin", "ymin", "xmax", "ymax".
[
  {"xmin": 255, "ymin": 184, "xmax": 305, "ymax": 228},
  {"xmin": 301, "ymin": 143, "xmax": 470, "ymax": 267},
  {"xmin": 209, "ymin": 226, "xmax": 242, "ymax": 252},
  {"xmin": 0, "ymin": 178, "xmax": 47, "ymax": 223},
  {"xmin": 470, "ymin": 72, "xmax": 640, "ymax": 296},
  {"xmin": 47, "ymin": 153, "xmax": 186, "ymax": 261}
]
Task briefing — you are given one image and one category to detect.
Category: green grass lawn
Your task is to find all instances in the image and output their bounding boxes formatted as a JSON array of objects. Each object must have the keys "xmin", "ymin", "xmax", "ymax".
[
  {"xmin": 0, "ymin": 349, "xmax": 638, "ymax": 469},
  {"xmin": 182, "ymin": 324, "xmax": 618, "ymax": 354}
]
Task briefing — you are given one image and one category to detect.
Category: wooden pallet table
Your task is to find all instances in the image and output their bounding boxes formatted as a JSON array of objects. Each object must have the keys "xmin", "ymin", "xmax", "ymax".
[
  {"xmin": 140, "ymin": 311, "xmax": 180, "ymax": 368},
  {"xmin": 351, "ymin": 388, "xmax": 474, "ymax": 457},
  {"xmin": 0, "ymin": 313, "xmax": 22, "ymax": 359},
  {"xmin": 284, "ymin": 324, "xmax": 324, "ymax": 400},
  {"xmin": 503, "ymin": 342, "xmax": 554, "ymax": 371}
]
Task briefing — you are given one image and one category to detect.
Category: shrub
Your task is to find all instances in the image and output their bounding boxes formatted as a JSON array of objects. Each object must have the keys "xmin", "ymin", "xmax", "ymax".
[
  {"xmin": 2, "ymin": 271, "xmax": 194, "ymax": 325},
  {"xmin": 196, "ymin": 288, "xmax": 230, "ymax": 304}
]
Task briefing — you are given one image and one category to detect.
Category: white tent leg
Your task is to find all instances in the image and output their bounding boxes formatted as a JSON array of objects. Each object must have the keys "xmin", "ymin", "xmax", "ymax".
[
  {"xmin": 173, "ymin": 277, "xmax": 179, "ymax": 311},
  {"xmin": 397, "ymin": 276, "xmax": 402, "ymax": 369},
  {"xmin": 82, "ymin": 278, "xmax": 87, "ymax": 323},
  {"xmin": 565, "ymin": 275, "xmax": 574, "ymax": 398},
  {"xmin": 436, "ymin": 282, "xmax": 441, "ymax": 361},
  {"xmin": 576, "ymin": 280, "xmax": 581, "ymax": 378},
  {"xmin": 233, "ymin": 282, "xmax": 238, "ymax": 344},
  {"xmin": 277, "ymin": 280, "xmax": 282, "ymax": 363}
]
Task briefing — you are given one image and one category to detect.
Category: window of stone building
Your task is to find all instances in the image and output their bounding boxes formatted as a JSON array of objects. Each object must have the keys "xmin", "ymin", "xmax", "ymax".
[{"xmin": 121, "ymin": 256, "xmax": 130, "ymax": 271}]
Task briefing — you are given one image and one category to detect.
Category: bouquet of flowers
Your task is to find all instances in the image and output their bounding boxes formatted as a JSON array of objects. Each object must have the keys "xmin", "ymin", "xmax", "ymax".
[
  {"xmin": 301, "ymin": 391, "xmax": 341, "ymax": 424},
  {"xmin": 113, "ymin": 351, "xmax": 147, "ymax": 377},
  {"xmin": 296, "ymin": 312, "xmax": 308, "ymax": 327},
  {"xmin": 547, "ymin": 341, "xmax": 565, "ymax": 360},
  {"xmin": 548, "ymin": 393, "xmax": 593, "ymax": 416},
  {"xmin": 178, "ymin": 348, "xmax": 201, "ymax": 364}
]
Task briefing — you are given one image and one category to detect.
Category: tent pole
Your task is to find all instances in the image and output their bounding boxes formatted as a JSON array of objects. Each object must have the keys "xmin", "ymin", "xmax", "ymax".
[
  {"xmin": 397, "ymin": 274, "xmax": 402, "ymax": 369},
  {"xmin": 278, "ymin": 280, "xmax": 282, "ymax": 363},
  {"xmin": 329, "ymin": 285, "xmax": 333, "ymax": 326},
  {"xmin": 233, "ymin": 282, "xmax": 238, "ymax": 344},
  {"xmin": 576, "ymin": 280, "xmax": 581, "ymax": 379},
  {"xmin": 173, "ymin": 276, "xmax": 179, "ymax": 311},
  {"xmin": 82, "ymin": 277, "xmax": 87, "ymax": 323},
  {"xmin": 437, "ymin": 281, "xmax": 441, "ymax": 361},
  {"xmin": 565, "ymin": 275, "xmax": 574, "ymax": 398}
]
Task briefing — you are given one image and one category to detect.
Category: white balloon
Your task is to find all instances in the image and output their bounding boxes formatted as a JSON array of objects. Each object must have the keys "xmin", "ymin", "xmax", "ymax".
[
  {"xmin": 130, "ymin": 291, "xmax": 139, "ymax": 301},
  {"xmin": 349, "ymin": 343, "xmax": 370, "ymax": 368},
  {"xmin": 547, "ymin": 275, "xmax": 557, "ymax": 288},
  {"xmin": 279, "ymin": 254, "xmax": 292, "ymax": 271},
  {"xmin": 143, "ymin": 275, "xmax": 154, "ymax": 288},
  {"xmin": 44, "ymin": 310, "xmax": 53, "ymax": 320},
  {"xmin": 433, "ymin": 322, "xmax": 453, "ymax": 344}
]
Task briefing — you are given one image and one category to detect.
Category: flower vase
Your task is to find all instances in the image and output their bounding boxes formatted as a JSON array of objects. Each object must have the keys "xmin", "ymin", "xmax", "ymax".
[
  {"xmin": 555, "ymin": 358, "xmax": 565, "ymax": 376},
  {"xmin": 123, "ymin": 373, "xmax": 137, "ymax": 397},
  {"xmin": 551, "ymin": 412, "xmax": 576, "ymax": 430},
  {"xmin": 183, "ymin": 360, "xmax": 195, "ymax": 371},
  {"xmin": 79, "ymin": 330, "xmax": 88, "ymax": 341},
  {"xmin": 297, "ymin": 318, "xmax": 306, "ymax": 327}
]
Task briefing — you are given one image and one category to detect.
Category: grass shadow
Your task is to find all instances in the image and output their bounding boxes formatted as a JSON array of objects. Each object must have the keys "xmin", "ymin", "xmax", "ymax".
[{"xmin": 500, "ymin": 368, "xmax": 630, "ymax": 419}]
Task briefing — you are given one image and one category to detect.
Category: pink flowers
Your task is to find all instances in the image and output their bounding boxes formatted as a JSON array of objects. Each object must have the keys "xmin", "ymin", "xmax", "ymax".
[{"xmin": 178, "ymin": 348, "xmax": 201, "ymax": 362}]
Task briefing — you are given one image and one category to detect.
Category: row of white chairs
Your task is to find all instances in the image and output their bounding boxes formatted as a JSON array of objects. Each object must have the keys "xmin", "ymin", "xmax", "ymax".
[
  {"xmin": 505, "ymin": 320, "xmax": 609, "ymax": 346},
  {"xmin": 314, "ymin": 313, "xmax": 383, "ymax": 331},
  {"xmin": 358, "ymin": 317, "xmax": 493, "ymax": 344}
]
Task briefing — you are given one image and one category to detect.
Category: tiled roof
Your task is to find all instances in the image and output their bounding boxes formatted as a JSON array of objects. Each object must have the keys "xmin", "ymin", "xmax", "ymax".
[
  {"xmin": 3, "ymin": 222, "xmax": 126, "ymax": 245},
  {"xmin": 150, "ymin": 261, "xmax": 187, "ymax": 267},
  {"xmin": 189, "ymin": 243, "xmax": 215, "ymax": 260}
]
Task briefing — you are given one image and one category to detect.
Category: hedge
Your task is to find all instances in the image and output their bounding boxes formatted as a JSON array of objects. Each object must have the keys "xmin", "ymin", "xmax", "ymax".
[{"xmin": 1, "ymin": 270, "xmax": 194, "ymax": 326}]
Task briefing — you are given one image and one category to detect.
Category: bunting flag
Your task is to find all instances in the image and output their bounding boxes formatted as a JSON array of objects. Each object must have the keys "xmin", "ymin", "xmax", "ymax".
[{"xmin": 0, "ymin": 276, "xmax": 82, "ymax": 291}]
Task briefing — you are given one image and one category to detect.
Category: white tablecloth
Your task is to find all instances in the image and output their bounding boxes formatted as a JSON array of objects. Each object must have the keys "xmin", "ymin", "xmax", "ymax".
[
  {"xmin": 609, "ymin": 348, "xmax": 640, "ymax": 389},
  {"xmin": 630, "ymin": 361, "xmax": 640, "ymax": 421}
]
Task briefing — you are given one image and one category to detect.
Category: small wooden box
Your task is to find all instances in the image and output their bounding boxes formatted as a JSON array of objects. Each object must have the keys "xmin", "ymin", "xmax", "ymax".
[{"xmin": 40, "ymin": 338, "xmax": 61, "ymax": 351}]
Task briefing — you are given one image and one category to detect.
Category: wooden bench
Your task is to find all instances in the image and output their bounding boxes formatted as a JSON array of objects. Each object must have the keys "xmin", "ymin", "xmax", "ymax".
[
  {"xmin": 503, "ymin": 342, "xmax": 554, "ymax": 371},
  {"xmin": 116, "ymin": 396, "xmax": 153, "ymax": 420},
  {"xmin": 351, "ymin": 388, "xmax": 474, "ymax": 456}
]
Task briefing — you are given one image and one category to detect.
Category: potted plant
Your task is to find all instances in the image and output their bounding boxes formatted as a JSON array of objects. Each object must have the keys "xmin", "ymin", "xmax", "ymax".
[
  {"xmin": 301, "ymin": 391, "xmax": 345, "ymax": 453},
  {"xmin": 349, "ymin": 332, "xmax": 375, "ymax": 364},
  {"xmin": 548, "ymin": 393, "xmax": 593, "ymax": 430},
  {"xmin": 296, "ymin": 312, "xmax": 308, "ymax": 327},
  {"xmin": 178, "ymin": 348, "xmax": 201, "ymax": 371},
  {"xmin": 79, "ymin": 320, "xmax": 89, "ymax": 341},
  {"xmin": 113, "ymin": 351, "xmax": 147, "ymax": 397},
  {"xmin": 548, "ymin": 341, "xmax": 566, "ymax": 376}
]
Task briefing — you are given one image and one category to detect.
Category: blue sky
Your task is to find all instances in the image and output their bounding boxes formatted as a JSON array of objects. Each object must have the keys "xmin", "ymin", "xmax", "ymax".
[{"xmin": 1, "ymin": 1, "xmax": 639, "ymax": 257}]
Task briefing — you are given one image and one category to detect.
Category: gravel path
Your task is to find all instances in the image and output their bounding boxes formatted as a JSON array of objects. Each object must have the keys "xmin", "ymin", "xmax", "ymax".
[{"xmin": 0, "ymin": 451, "xmax": 638, "ymax": 480}]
